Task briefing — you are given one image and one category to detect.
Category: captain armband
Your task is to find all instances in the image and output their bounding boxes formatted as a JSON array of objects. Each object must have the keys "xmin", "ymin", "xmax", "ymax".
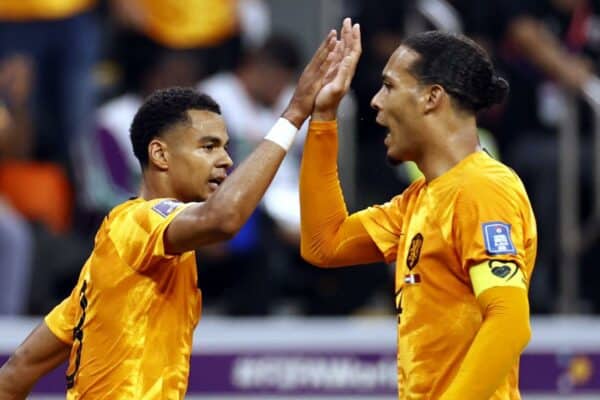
[{"xmin": 469, "ymin": 259, "xmax": 527, "ymax": 298}]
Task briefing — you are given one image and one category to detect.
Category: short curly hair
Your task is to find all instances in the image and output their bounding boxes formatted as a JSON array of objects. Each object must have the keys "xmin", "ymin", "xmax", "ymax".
[
  {"xmin": 130, "ymin": 87, "xmax": 221, "ymax": 168},
  {"xmin": 402, "ymin": 31, "xmax": 509, "ymax": 113}
]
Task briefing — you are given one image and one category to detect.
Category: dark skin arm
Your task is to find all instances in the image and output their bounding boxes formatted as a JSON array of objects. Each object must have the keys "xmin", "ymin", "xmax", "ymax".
[
  {"xmin": 164, "ymin": 30, "xmax": 339, "ymax": 254},
  {"xmin": 507, "ymin": 16, "xmax": 592, "ymax": 90},
  {"xmin": 0, "ymin": 323, "xmax": 70, "ymax": 400}
]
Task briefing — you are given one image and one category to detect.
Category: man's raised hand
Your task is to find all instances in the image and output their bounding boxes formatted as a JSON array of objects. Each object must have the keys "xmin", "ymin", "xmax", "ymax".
[
  {"xmin": 282, "ymin": 30, "xmax": 338, "ymax": 128},
  {"xmin": 314, "ymin": 17, "xmax": 362, "ymax": 121}
]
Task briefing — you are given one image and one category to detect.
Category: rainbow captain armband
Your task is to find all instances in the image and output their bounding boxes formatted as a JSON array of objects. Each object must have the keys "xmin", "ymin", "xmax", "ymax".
[{"xmin": 469, "ymin": 259, "xmax": 527, "ymax": 297}]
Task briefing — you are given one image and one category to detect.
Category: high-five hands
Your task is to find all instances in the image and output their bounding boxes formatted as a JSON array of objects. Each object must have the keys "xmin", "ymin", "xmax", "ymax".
[
  {"xmin": 313, "ymin": 17, "xmax": 362, "ymax": 121},
  {"xmin": 283, "ymin": 30, "xmax": 339, "ymax": 128}
]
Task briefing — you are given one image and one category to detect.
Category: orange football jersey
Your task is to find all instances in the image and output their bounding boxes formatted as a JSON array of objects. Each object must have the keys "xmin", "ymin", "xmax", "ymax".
[
  {"xmin": 358, "ymin": 151, "xmax": 537, "ymax": 399},
  {"xmin": 137, "ymin": 0, "xmax": 238, "ymax": 48},
  {"xmin": 45, "ymin": 198, "xmax": 201, "ymax": 399},
  {"xmin": 0, "ymin": 0, "xmax": 96, "ymax": 20}
]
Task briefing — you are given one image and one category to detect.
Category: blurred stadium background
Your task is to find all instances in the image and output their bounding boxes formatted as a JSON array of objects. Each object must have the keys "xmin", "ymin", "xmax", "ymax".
[{"xmin": 0, "ymin": 0, "xmax": 599, "ymax": 398}]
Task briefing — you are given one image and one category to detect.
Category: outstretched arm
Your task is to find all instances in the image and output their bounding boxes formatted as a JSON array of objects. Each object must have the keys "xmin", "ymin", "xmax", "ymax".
[
  {"xmin": 300, "ymin": 18, "xmax": 384, "ymax": 267},
  {"xmin": 164, "ymin": 30, "xmax": 339, "ymax": 254},
  {"xmin": 0, "ymin": 322, "xmax": 70, "ymax": 399},
  {"xmin": 300, "ymin": 120, "xmax": 383, "ymax": 267}
]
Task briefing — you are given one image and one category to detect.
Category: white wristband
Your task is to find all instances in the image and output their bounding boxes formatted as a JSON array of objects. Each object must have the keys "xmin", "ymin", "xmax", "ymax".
[{"xmin": 264, "ymin": 118, "xmax": 299, "ymax": 152}]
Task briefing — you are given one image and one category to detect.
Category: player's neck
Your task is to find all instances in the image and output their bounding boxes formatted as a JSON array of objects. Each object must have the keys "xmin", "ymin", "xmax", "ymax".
[
  {"xmin": 138, "ymin": 172, "xmax": 177, "ymax": 201},
  {"xmin": 416, "ymin": 119, "xmax": 479, "ymax": 182}
]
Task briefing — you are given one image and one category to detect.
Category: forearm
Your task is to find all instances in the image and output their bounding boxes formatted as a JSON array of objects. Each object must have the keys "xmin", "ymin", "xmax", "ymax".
[
  {"xmin": 0, "ymin": 323, "xmax": 70, "ymax": 400},
  {"xmin": 0, "ymin": 358, "xmax": 30, "ymax": 399},
  {"xmin": 508, "ymin": 16, "xmax": 591, "ymax": 88},
  {"xmin": 300, "ymin": 119, "xmax": 347, "ymax": 264},
  {"xmin": 440, "ymin": 287, "xmax": 531, "ymax": 399}
]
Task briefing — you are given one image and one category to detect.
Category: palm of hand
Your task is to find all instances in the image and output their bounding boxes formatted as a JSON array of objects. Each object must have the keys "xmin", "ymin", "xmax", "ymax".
[{"xmin": 314, "ymin": 19, "xmax": 361, "ymax": 115}]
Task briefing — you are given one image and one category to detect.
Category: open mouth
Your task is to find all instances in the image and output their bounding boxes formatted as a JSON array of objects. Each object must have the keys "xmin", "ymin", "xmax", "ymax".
[{"xmin": 208, "ymin": 176, "xmax": 226, "ymax": 189}]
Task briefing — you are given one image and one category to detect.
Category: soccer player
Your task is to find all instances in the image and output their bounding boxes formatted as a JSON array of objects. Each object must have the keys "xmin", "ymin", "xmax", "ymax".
[
  {"xmin": 0, "ymin": 30, "xmax": 338, "ymax": 399},
  {"xmin": 300, "ymin": 18, "xmax": 537, "ymax": 399}
]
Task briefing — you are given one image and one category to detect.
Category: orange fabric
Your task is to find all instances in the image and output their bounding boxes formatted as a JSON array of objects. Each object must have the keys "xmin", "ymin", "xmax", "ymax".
[
  {"xmin": 299, "ymin": 121, "xmax": 537, "ymax": 399},
  {"xmin": 299, "ymin": 120, "xmax": 384, "ymax": 267},
  {"xmin": 440, "ymin": 287, "xmax": 531, "ymax": 400},
  {"xmin": 0, "ymin": 161, "xmax": 71, "ymax": 233},
  {"xmin": 0, "ymin": 0, "xmax": 95, "ymax": 20},
  {"xmin": 138, "ymin": 0, "xmax": 238, "ymax": 48},
  {"xmin": 45, "ymin": 198, "xmax": 201, "ymax": 399}
]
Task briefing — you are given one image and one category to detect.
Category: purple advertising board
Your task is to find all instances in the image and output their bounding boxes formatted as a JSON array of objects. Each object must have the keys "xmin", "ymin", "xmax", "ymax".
[{"xmin": 1, "ymin": 317, "xmax": 599, "ymax": 397}]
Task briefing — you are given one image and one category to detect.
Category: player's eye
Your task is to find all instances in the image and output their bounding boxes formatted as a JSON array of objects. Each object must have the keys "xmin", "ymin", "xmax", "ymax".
[{"xmin": 202, "ymin": 144, "xmax": 215, "ymax": 151}]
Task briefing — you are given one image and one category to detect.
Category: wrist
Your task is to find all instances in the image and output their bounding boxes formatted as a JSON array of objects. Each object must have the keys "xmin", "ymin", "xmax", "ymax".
[
  {"xmin": 281, "ymin": 105, "xmax": 306, "ymax": 129},
  {"xmin": 264, "ymin": 118, "xmax": 299, "ymax": 151},
  {"xmin": 312, "ymin": 108, "xmax": 337, "ymax": 121}
]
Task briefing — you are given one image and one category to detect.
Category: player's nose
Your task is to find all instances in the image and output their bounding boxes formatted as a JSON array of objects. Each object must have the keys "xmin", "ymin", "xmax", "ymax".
[
  {"xmin": 218, "ymin": 150, "xmax": 233, "ymax": 169},
  {"xmin": 371, "ymin": 88, "xmax": 383, "ymax": 111}
]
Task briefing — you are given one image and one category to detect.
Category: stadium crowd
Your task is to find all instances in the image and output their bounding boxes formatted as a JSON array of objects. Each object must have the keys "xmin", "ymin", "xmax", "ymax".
[{"xmin": 0, "ymin": 0, "xmax": 599, "ymax": 317}]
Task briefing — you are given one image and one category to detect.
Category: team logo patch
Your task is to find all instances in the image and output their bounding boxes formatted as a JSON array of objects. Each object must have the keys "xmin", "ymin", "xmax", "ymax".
[
  {"xmin": 152, "ymin": 199, "xmax": 181, "ymax": 218},
  {"xmin": 488, "ymin": 260, "xmax": 519, "ymax": 280},
  {"xmin": 482, "ymin": 222, "xmax": 516, "ymax": 255},
  {"xmin": 406, "ymin": 233, "xmax": 423, "ymax": 270}
]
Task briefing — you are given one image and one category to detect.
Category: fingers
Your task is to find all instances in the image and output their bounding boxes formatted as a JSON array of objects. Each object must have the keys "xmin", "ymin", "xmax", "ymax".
[
  {"xmin": 308, "ymin": 30, "xmax": 337, "ymax": 73},
  {"xmin": 351, "ymin": 23, "xmax": 362, "ymax": 57},
  {"xmin": 321, "ymin": 40, "xmax": 343, "ymax": 82},
  {"xmin": 344, "ymin": 24, "xmax": 361, "ymax": 88},
  {"xmin": 341, "ymin": 17, "xmax": 353, "ymax": 57},
  {"xmin": 327, "ymin": 18, "xmax": 361, "ymax": 91}
]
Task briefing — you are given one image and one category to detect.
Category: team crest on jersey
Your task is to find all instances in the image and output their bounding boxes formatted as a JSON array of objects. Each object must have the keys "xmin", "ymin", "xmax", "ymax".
[
  {"xmin": 482, "ymin": 222, "xmax": 516, "ymax": 255},
  {"xmin": 406, "ymin": 233, "xmax": 423, "ymax": 270},
  {"xmin": 152, "ymin": 199, "xmax": 181, "ymax": 218}
]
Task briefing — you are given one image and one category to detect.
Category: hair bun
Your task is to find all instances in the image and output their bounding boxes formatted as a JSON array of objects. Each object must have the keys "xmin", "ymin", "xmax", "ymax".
[{"xmin": 484, "ymin": 76, "xmax": 509, "ymax": 108}]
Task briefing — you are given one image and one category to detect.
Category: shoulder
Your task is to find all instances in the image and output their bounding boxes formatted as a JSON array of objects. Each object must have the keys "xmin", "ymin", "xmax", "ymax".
[
  {"xmin": 452, "ymin": 163, "xmax": 533, "ymax": 224},
  {"xmin": 402, "ymin": 178, "xmax": 426, "ymax": 198},
  {"xmin": 108, "ymin": 198, "xmax": 185, "ymax": 227},
  {"xmin": 459, "ymin": 154, "xmax": 527, "ymax": 200}
]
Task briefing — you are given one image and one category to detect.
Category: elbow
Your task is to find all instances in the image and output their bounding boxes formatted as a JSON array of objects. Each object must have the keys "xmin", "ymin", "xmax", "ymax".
[
  {"xmin": 300, "ymin": 240, "xmax": 334, "ymax": 268},
  {"xmin": 204, "ymin": 203, "xmax": 244, "ymax": 240},
  {"xmin": 214, "ymin": 215, "xmax": 241, "ymax": 241},
  {"xmin": 518, "ymin": 319, "xmax": 532, "ymax": 352}
]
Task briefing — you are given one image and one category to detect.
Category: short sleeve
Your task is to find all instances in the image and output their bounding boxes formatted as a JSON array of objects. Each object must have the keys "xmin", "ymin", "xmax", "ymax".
[
  {"xmin": 45, "ymin": 287, "xmax": 79, "ymax": 345},
  {"xmin": 108, "ymin": 199, "xmax": 192, "ymax": 272},
  {"xmin": 357, "ymin": 195, "xmax": 404, "ymax": 263},
  {"xmin": 453, "ymin": 179, "xmax": 527, "ymax": 271}
]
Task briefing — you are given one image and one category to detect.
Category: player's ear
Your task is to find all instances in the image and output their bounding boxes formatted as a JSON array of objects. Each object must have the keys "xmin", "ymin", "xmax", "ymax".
[
  {"xmin": 148, "ymin": 139, "xmax": 169, "ymax": 170},
  {"xmin": 423, "ymin": 84, "xmax": 444, "ymax": 114}
]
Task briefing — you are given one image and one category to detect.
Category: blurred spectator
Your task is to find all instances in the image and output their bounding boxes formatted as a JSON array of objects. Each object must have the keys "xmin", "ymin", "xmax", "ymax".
[
  {"xmin": 0, "ymin": 53, "xmax": 87, "ymax": 315},
  {"xmin": 0, "ymin": 99, "xmax": 32, "ymax": 315},
  {"xmin": 110, "ymin": 0, "xmax": 270, "ymax": 78},
  {"xmin": 0, "ymin": 0, "xmax": 101, "ymax": 168},
  {"xmin": 498, "ymin": 0, "xmax": 600, "ymax": 312}
]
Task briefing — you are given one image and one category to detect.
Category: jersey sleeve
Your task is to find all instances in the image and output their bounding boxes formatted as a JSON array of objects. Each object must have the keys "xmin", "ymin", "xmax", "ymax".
[
  {"xmin": 453, "ymin": 178, "xmax": 532, "ymax": 290},
  {"xmin": 357, "ymin": 195, "xmax": 404, "ymax": 263},
  {"xmin": 44, "ymin": 285, "xmax": 80, "ymax": 345},
  {"xmin": 108, "ymin": 199, "xmax": 192, "ymax": 272}
]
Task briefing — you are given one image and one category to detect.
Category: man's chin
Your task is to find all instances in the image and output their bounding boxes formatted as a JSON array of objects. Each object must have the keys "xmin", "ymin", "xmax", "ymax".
[{"xmin": 385, "ymin": 153, "xmax": 403, "ymax": 166}]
